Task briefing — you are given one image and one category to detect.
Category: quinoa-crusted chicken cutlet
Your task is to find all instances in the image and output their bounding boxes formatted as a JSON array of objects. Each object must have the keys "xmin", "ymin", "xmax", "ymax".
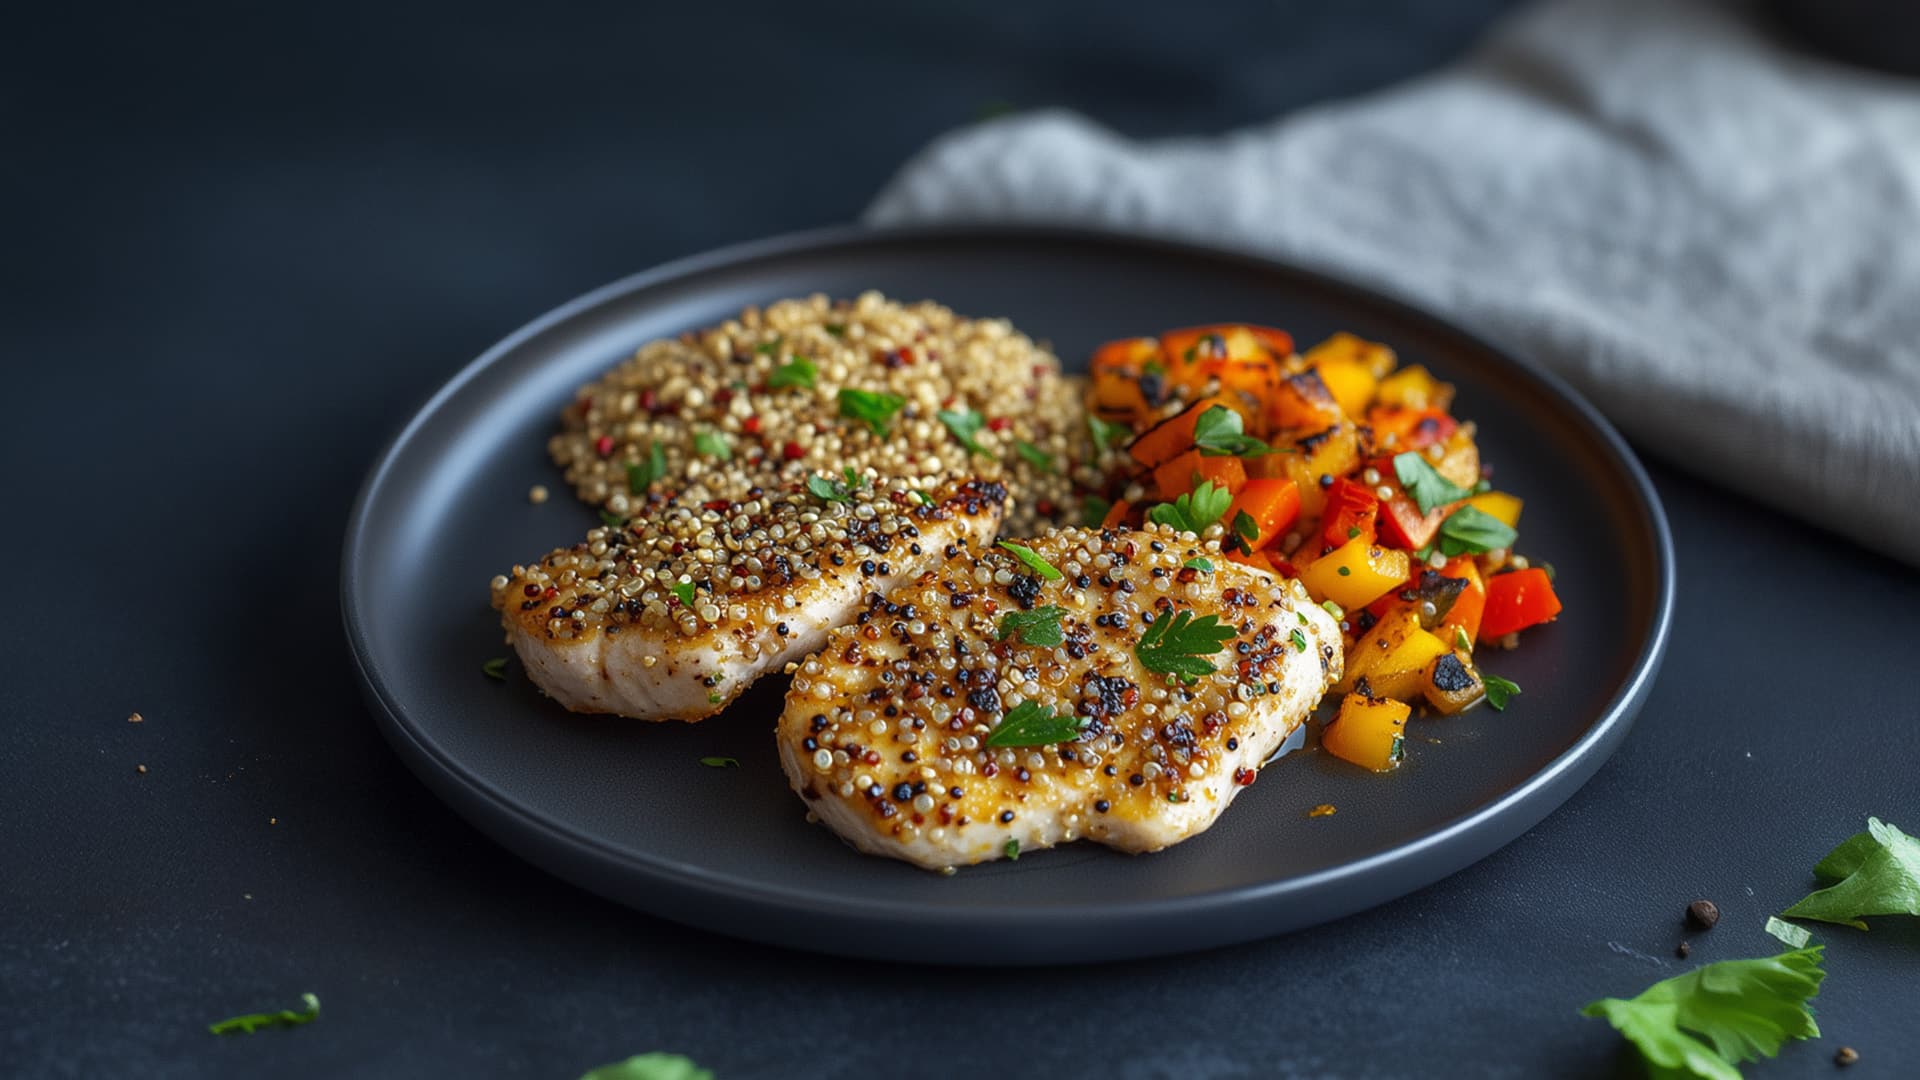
[
  {"xmin": 491, "ymin": 292, "xmax": 1101, "ymax": 720},
  {"xmin": 776, "ymin": 525, "xmax": 1343, "ymax": 870},
  {"xmin": 492, "ymin": 477, "xmax": 1008, "ymax": 721}
]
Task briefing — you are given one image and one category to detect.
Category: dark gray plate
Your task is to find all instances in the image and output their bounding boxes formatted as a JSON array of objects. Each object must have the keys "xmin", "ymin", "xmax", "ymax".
[{"xmin": 342, "ymin": 225, "xmax": 1673, "ymax": 964}]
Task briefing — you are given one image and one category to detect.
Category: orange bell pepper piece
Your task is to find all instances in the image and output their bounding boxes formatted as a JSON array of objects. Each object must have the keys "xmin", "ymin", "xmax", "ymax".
[
  {"xmin": 1223, "ymin": 478, "xmax": 1300, "ymax": 552},
  {"xmin": 1436, "ymin": 555, "xmax": 1486, "ymax": 643},
  {"xmin": 1152, "ymin": 450, "xmax": 1247, "ymax": 501},
  {"xmin": 1126, "ymin": 396, "xmax": 1235, "ymax": 469}
]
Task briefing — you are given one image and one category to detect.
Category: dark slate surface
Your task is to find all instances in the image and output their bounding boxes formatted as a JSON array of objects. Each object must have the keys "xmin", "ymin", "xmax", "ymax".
[{"xmin": 4, "ymin": 2, "xmax": 1913, "ymax": 1076}]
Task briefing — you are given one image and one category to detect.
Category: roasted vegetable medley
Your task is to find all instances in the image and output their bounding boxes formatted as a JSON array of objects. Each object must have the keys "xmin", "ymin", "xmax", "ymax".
[{"xmin": 1084, "ymin": 324, "xmax": 1563, "ymax": 772}]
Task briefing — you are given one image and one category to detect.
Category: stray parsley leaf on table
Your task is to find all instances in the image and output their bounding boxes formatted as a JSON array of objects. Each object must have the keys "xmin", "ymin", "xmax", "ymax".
[
  {"xmin": 578, "ymin": 1053, "xmax": 715, "ymax": 1080},
  {"xmin": 1780, "ymin": 817, "xmax": 1920, "ymax": 930},
  {"xmin": 1393, "ymin": 451, "xmax": 1472, "ymax": 514},
  {"xmin": 997, "ymin": 540, "xmax": 1063, "ymax": 580},
  {"xmin": 838, "ymin": 388, "xmax": 906, "ymax": 435},
  {"xmin": 1136, "ymin": 608, "xmax": 1236, "ymax": 683},
  {"xmin": 699, "ymin": 756, "xmax": 738, "ymax": 768},
  {"xmin": 1192, "ymin": 406, "xmax": 1275, "ymax": 457},
  {"xmin": 481, "ymin": 657, "xmax": 508, "ymax": 681},
  {"xmin": 998, "ymin": 605, "xmax": 1066, "ymax": 647},
  {"xmin": 985, "ymin": 700, "xmax": 1086, "ymax": 747},
  {"xmin": 937, "ymin": 408, "xmax": 989, "ymax": 456},
  {"xmin": 208, "ymin": 992, "xmax": 321, "ymax": 1036},
  {"xmin": 1581, "ymin": 948, "xmax": 1825, "ymax": 1080},
  {"xmin": 1482, "ymin": 673, "xmax": 1521, "ymax": 711},
  {"xmin": 1146, "ymin": 479, "xmax": 1232, "ymax": 534}
]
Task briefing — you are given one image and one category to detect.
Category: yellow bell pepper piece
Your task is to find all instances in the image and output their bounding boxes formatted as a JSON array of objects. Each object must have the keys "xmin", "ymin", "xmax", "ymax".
[
  {"xmin": 1466, "ymin": 491, "xmax": 1523, "ymax": 529},
  {"xmin": 1299, "ymin": 535, "xmax": 1410, "ymax": 610},
  {"xmin": 1322, "ymin": 691, "xmax": 1410, "ymax": 772},
  {"xmin": 1313, "ymin": 360, "xmax": 1377, "ymax": 418},
  {"xmin": 1375, "ymin": 364, "xmax": 1455, "ymax": 412}
]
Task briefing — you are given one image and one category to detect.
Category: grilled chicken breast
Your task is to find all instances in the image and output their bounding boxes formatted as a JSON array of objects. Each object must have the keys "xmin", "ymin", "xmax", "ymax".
[
  {"xmin": 776, "ymin": 525, "xmax": 1343, "ymax": 870},
  {"xmin": 491, "ymin": 477, "xmax": 1007, "ymax": 720}
]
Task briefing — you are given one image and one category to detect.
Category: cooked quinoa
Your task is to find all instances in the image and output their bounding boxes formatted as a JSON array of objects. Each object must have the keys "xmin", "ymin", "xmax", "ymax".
[{"xmin": 548, "ymin": 292, "xmax": 1095, "ymax": 535}]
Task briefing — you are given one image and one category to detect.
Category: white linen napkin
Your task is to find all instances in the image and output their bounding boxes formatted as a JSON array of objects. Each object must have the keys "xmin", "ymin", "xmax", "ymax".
[{"xmin": 867, "ymin": 0, "xmax": 1920, "ymax": 565}]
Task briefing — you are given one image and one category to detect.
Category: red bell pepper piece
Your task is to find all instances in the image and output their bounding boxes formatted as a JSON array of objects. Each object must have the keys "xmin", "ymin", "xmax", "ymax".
[
  {"xmin": 1321, "ymin": 477, "xmax": 1379, "ymax": 553},
  {"xmin": 1479, "ymin": 567, "xmax": 1562, "ymax": 640}
]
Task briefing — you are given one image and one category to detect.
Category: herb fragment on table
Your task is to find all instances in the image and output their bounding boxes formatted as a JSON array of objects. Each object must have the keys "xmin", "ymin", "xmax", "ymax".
[
  {"xmin": 481, "ymin": 657, "xmax": 508, "ymax": 681},
  {"xmin": 984, "ymin": 700, "xmax": 1086, "ymax": 747},
  {"xmin": 578, "ymin": 1053, "xmax": 715, "ymax": 1080},
  {"xmin": 936, "ymin": 408, "xmax": 989, "ymax": 456},
  {"xmin": 1082, "ymin": 495, "xmax": 1112, "ymax": 528},
  {"xmin": 693, "ymin": 430, "xmax": 731, "ymax": 460},
  {"xmin": 838, "ymin": 388, "xmax": 906, "ymax": 435},
  {"xmin": 1482, "ymin": 673, "xmax": 1521, "ymax": 711},
  {"xmin": 1014, "ymin": 440, "xmax": 1053, "ymax": 472},
  {"xmin": 625, "ymin": 441, "xmax": 669, "ymax": 495},
  {"xmin": 997, "ymin": 605, "xmax": 1066, "ymax": 647},
  {"xmin": 1393, "ymin": 451, "xmax": 1472, "ymax": 513},
  {"xmin": 1136, "ymin": 608, "xmax": 1236, "ymax": 683},
  {"xmin": 1146, "ymin": 480, "xmax": 1232, "ymax": 534},
  {"xmin": 997, "ymin": 541, "xmax": 1062, "ymax": 581},
  {"xmin": 699, "ymin": 756, "xmax": 738, "ymax": 769},
  {"xmin": 1087, "ymin": 414, "xmax": 1130, "ymax": 450},
  {"xmin": 1780, "ymin": 817, "xmax": 1920, "ymax": 930},
  {"xmin": 1580, "ymin": 947, "xmax": 1824, "ymax": 1080},
  {"xmin": 208, "ymin": 992, "xmax": 321, "ymax": 1036},
  {"xmin": 670, "ymin": 581, "xmax": 696, "ymax": 608},
  {"xmin": 767, "ymin": 356, "xmax": 815, "ymax": 389},
  {"xmin": 1764, "ymin": 916, "xmax": 1810, "ymax": 948},
  {"xmin": 1192, "ymin": 405, "xmax": 1276, "ymax": 457},
  {"xmin": 1437, "ymin": 505, "xmax": 1518, "ymax": 557}
]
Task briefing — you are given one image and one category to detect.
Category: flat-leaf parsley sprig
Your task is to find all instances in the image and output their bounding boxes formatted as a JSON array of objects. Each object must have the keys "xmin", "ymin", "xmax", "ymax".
[{"xmin": 1135, "ymin": 607, "xmax": 1236, "ymax": 683}]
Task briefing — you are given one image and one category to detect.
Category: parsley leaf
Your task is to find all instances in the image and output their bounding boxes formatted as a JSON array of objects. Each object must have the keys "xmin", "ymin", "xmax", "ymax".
[
  {"xmin": 699, "ymin": 756, "xmax": 738, "ymax": 768},
  {"xmin": 998, "ymin": 605, "xmax": 1066, "ymax": 647},
  {"xmin": 578, "ymin": 1053, "xmax": 715, "ymax": 1080},
  {"xmin": 1455, "ymin": 626, "xmax": 1473, "ymax": 652},
  {"xmin": 1087, "ymin": 414, "xmax": 1131, "ymax": 451},
  {"xmin": 626, "ymin": 441, "xmax": 668, "ymax": 494},
  {"xmin": 838, "ymin": 388, "xmax": 906, "ymax": 436},
  {"xmin": 1781, "ymin": 817, "xmax": 1920, "ymax": 930},
  {"xmin": 670, "ymin": 581, "xmax": 696, "ymax": 608},
  {"xmin": 825, "ymin": 322, "xmax": 846, "ymax": 336},
  {"xmin": 985, "ymin": 699, "xmax": 1087, "ymax": 747},
  {"xmin": 1228, "ymin": 509, "xmax": 1260, "ymax": 554},
  {"xmin": 998, "ymin": 541, "xmax": 1063, "ymax": 581},
  {"xmin": 1290, "ymin": 628, "xmax": 1308, "ymax": 652},
  {"xmin": 1136, "ymin": 607, "xmax": 1236, "ymax": 683},
  {"xmin": 1183, "ymin": 557, "xmax": 1214, "ymax": 573},
  {"xmin": 481, "ymin": 657, "xmax": 508, "ymax": 681},
  {"xmin": 1082, "ymin": 495, "xmax": 1112, "ymax": 528},
  {"xmin": 1437, "ymin": 505, "xmax": 1518, "ymax": 557},
  {"xmin": 1014, "ymin": 440, "xmax": 1053, "ymax": 473},
  {"xmin": 936, "ymin": 408, "xmax": 989, "ymax": 456},
  {"xmin": 1482, "ymin": 672, "xmax": 1521, "ymax": 710},
  {"xmin": 1146, "ymin": 479, "xmax": 1233, "ymax": 535},
  {"xmin": 754, "ymin": 336, "xmax": 783, "ymax": 356},
  {"xmin": 1004, "ymin": 838, "xmax": 1020, "ymax": 860},
  {"xmin": 1192, "ymin": 406, "xmax": 1275, "ymax": 457},
  {"xmin": 767, "ymin": 357, "xmax": 816, "ymax": 390},
  {"xmin": 1581, "ymin": 948, "xmax": 1824, "ymax": 1080},
  {"xmin": 209, "ymin": 992, "xmax": 321, "ymax": 1036},
  {"xmin": 1393, "ymin": 451, "xmax": 1472, "ymax": 514},
  {"xmin": 599, "ymin": 509, "xmax": 627, "ymax": 529},
  {"xmin": 807, "ymin": 468, "xmax": 867, "ymax": 505},
  {"xmin": 693, "ymin": 430, "xmax": 731, "ymax": 460},
  {"xmin": 910, "ymin": 489, "xmax": 936, "ymax": 506}
]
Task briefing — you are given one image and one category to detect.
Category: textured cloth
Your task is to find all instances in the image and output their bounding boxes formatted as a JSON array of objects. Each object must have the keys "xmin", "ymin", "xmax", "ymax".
[{"xmin": 868, "ymin": 0, "xmax": 1920, "ymax": 565}]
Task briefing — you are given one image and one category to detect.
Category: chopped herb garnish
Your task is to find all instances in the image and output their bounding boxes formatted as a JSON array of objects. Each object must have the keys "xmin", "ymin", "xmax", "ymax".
[
  {"xmin": 1581, "ymin": 948, "xmax": 1824, "ymax": 1080},
  {"xmin": 936, "ymin": 408, "xmax": 989, "ymax": 456},
  {"xmin": 208, "ymin": 992, "xmax": 321, "ymax": 1036},
  {"xmin": 1146, "ymin": 480, "xmax": 1232, "ymax": 535},
  {"xmin": 1082, "ymin": 495, "xmax": 1112, "ymax": 528},
  {"xmin": 578, "ymin": 1052, "xmax": 716, "ymax": 1080},
  {"xmin": 1143, "ymin": 359, "xmax": 1167, "ymax": 377},
  {"xmin": 754, "ymin": 336, "xmax": 783, "ymax": 355},
  {"xmin": 1780, "ymin": 817, "xmax": 1920, "ymax": 930},
  {"xmin": 1437, "ymin": 505, "xmax": 1518, "ymax": 557},
  {"xmin": 1192, "ymin": 406, "xmax": 1276, "ymax": 457},
  {"xmin": 807, "ymin": 467, "xmax": 867, "ymax": 505},
  {"xmin": 1483, "ymin": 672, "xmax": 1521, "ymax": 710},
  {"xmin": 985, "ymin": 699, "xmax": 1087, "ymax": 747},
  {"xmin": 481, "ymin": 657, "xmax": 508, "ymax": 681},
  {"xmin": 997, "ymin": 540, "xmax": 1063, "ymax": 581},
  {"xmin": 599, "ymin": 509, "xmax": 627, "ymax": 528},
  {"xmin": 1004, "ymin": 838, "xmax": 1020, "ymax": 861},
  {"xmin": 767, "ymin": 357, "xmax": 816, "ymax": 390},
  {"xmin": 1765, "ymin": 916, "xmax": 1812, "ymax": 948},
  {"xmin": 998, "ymin": 605, "xmax": 1066, "ymax": 647},
  {"xmin": 1321, "ymin": 600, "xmax": 1344, "ymax": 618},
  {"xmin": 1347, "ymin": 526, "xmax": 1361, "ymax": 539},
  {"xmin": 626, "ymin": 441, "xmax": 668, "ymax": 494},
  {"xmin": 1183, "ymin": 557, "xmax": 1214, "ymax": 573},
  {"xmin": 1393, "ymin": 451, "xmax": 1472, "ymax": 514},
  {"xmin": 1540, "ymin": 561, "xmax": 1558, "ymax": 582},
  {"xmin": 1229, "ymin": 510, "xmax": 1260, "ymax": 553},
  {"xmin": 693, "ymin": 430, "xmax": 731, "ymax": 460},
  {"xmin": 824, "ymin": 322, "xmax": 845, "ymax": 336},
  {"xmin": 910, "ymin": 489, "xmax": 936, "ymax": 506},
  {"xmin": 1455, "ymin": 627, "xmax": 1473, "ymax": 652},
  {"xmin": 1290, "ymin": 628, "xmax": 1309, "ymax": 652},
  {"xmin": 1014, "ymin": 440, "xmax": 1053, "ymax": 472},
  {"xmin": 670, "ymin": 581, "xmax": 695, "ymax": 607},
  {"xmin": 699, "ymin": 756, "xmax": 739, "ymax": 768},
  {"xmin": 706, "ymin": 691, "xmax": 723, "ymax": 705},
  {"xmin": 1336, "ymin": 565, "xmax": 1351, "ymax": 577},
  {"xmin": 838, "ymin": 388, "xmax": 906, "ymax": 435},
  {"xmin": 1136, "ymin": 607, "xmax": 1236, "ymax": 683},
  {"xmin": 1087, "ymin": 415, "xmax": 1131, "ymax": 451}
]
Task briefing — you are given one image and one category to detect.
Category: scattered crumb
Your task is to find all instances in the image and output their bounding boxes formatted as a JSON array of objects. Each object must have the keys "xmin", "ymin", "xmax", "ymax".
[
  {"xmin": 1309, "ymin": 803, "xmax": 1337, "ymax": 818},
  {"xmin": 1835, "ymin": 1046, "xmax": 1859, "ymax": 1067},
  {"xmin": 127, "ymin": 712, "xmax": 144, "ymax": 724},
  {"xmin": 1675, "ymin": 940, "xmax": 1691, "ymax": 959},
  {"xmin": 243, "ymin": 893, "xmax": 253, "ymax": 901},
  {"xmin": 135, "ymin": 764, "xmax": 148, "ymax": 774},
  {"xmin": 269, "ymin": 817, "xmax": 278, "ymax": 826},
  {"xmin": 528, "ymin": 484, "xmax": 549, "ymax": 505}
]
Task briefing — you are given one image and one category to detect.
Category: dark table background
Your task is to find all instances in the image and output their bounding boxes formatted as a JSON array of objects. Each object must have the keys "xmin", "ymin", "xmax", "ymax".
[{"xmin": 5, "ymin": 2, "xmax": 1915, "ymax": 1077}]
